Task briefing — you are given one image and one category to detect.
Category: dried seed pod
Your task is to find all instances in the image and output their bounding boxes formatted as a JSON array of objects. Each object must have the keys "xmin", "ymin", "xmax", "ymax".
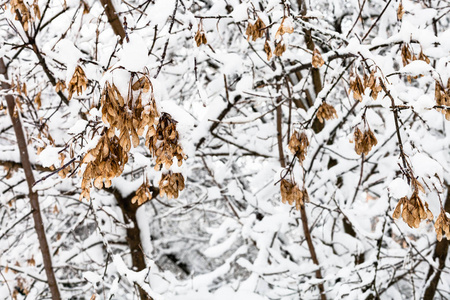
[
  {"xmin": 246, "ymin": 17, "xmax": 266, "ymax": 41},
  {"xmin": 131, "ymin": 181, "xmax": 155, "ymax": 205},
  {"xmin": 288, "ymin": 130, "xmax": 309, "ymax": 162},
  {"xmin": 195, "ymin": 29, "xmax": 207, "ymax": 47},
  {"xmin": 401, "ymin": 44, "xmax": 412, "ymax": 67},
  {"xmin": 349, "ymin": 73, "xmax": 365, "ymax": 101},
  {"xmin": 397, "ymin": 2, "xmax": 404, "ymax": 20},
  {"xmin": 275, "ymin": 17, "xmax": 294, "ymax": 40},
  {"xmin": 312, "ymin": 48, "xmax": 324, "ymax": 68},
  {"xmin": 280, "ymin": 179, "xmax": 309, "ymax": 210},
  {"xmin": 435, "ymin": 81, "xmax": 450, "ymax": 120},
  {"xmin": 264, "ymin": 40, "xmax": 272, "ymax": 61},
  {"xmin": 273, "ymin": 40, "xmax": 286, "ymax": 57},
  {"xmin": 56, "ymin": 80, "xmax": 66, "ymax": 93},
  {"xmin": 68, "ymin": 66, "xmax": 88, "ymax": 100},
  {"xmin": 317, "ymin": 102, "xmax": 337, "ymax": 123},
  {"xmin": 435, "ymin": 210, "xmax": 450, "ymax": 241},
  {"xmin": 393, "ymin": 189, "xmax": 433, "ymax": 229},
  {"xmin": 148, "ymin": 112, "xmax": 186, "ymax": 170},
  {"xmin": 352, "ymin": 127, "xmax": 377, "ymax": 156},
  {"xmin": 159, "ymin": 172, "xmax": 185, "ymax": 199}
]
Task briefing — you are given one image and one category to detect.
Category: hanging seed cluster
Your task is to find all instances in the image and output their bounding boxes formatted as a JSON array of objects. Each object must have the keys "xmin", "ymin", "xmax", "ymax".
[
  {"xmin": 80, "ymin": 130, "xmax": 128, "ymax": 200},
  {"xmin": 55, "ymin": 80, "xmax": 66, "ymax": 93},
  {"xmin": 280, "ymin": 179, "xmax": 309, "ymax": 210},
  {"xmin": 434, "ymin": 210, "xmax": 450, "ymax": 241},
  {"xmin": 246, "ymin": 17, "xmax": 266, "ymax": 41},
  {"xmin": 275, "ymin": 17, "xmax": 294, "ymax": 40},
  {"xmin": 312, "ymin": 48, "xmax": 324, "ymax": 68},
  {"xmin": 68, "ymin": 66, "xmax": 88, "ymax": 100},
  {"xmin": 352, "ymin": 127, "xmax": 377, "ymax": 156},
  {"xmin": 392, "ymin": 186, "xmax": 433, "ymax": 229},
  {"xmin": 195, "ymin": 26, "xmax": 207, "ymax": 47},
  {"xmin": 131, "ymin": 181, "xmax": 154, "ymax": 206},
  {"xmin": 80, "ymin": 75, "xmax": 186, "ymax": 203},
  {"xmin": 159, "ymin": 172, "xmax": 185, "ymax": 199},
  {"xmin": 288, "ymin": 130, "xmax": 309, "ymax": 163},
  {"xmin": 146, "ymin": 112, "xmax": 186, "ymax": 171},
  {"xmin": 264, "ymin": 40, "xmax": 272, "ymax": 61},
  {"xmin": 10, "ymin": 0, "xmax": 40, "ymax": 31},
  {"xmin": 435, "ymin": 79, "xmax": 450, "ymax": 121},
  {"xmin": 317, "ymin": 102, "xmax": 337, "ymax": 123},
  {"xmin": 349, "ymin": 70, "xmax": 382, "ymax": 101},
  {"xmin": 401, "ymin": 44, "xmax": 430, "ymax": 67}
]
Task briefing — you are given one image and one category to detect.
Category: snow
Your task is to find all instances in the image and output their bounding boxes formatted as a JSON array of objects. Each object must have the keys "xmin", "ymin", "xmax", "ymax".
[
  {"xmin": 230, "ymin": 3, "xmax": 248, "ymax": 23},
  {"xmin": 83, "ymin": 271, "xmax": 102, "ymax": 284},
  {"xmin": 388, "ymin": 178, "xmax": 410, "ymax": 199},
  {"xmin": 68, "ymin": 119, "xmax": 88, "ymax": 134},
  {"xmin": 399, "ymin": 60, "xmax": 433, "ymax": 76},
  {"xmin": 38, "ymin": 146, "xmax": 61, "ymax": 168},
  {"xmin": 411, "ymin": 153, "xmax": 444, "ymax": 180},
  {"xmin": 119, "ymin": 33, "xmax": 149, "ymax": 72}
]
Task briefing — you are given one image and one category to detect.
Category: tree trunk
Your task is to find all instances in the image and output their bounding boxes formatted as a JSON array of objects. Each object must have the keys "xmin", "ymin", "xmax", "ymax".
[
  {"xmin": 112, "ymin": 188, "xmax": 158, "ymax": 300},
  {"xmin": 0, "ymin": 58, "xmax": 61, "ymax": 300},
  {"xmin": 423, "ymin": 184, "xmax": 450, "ymax": 299}
]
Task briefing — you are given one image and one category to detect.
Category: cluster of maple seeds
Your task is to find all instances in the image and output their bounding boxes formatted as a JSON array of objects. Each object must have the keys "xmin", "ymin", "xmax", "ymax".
[
  {"xmin": 280, "ymin": 179, "xmax": 309, "ymax": 210},
  {"xmin": 280, "ymin": 130, "xmax": 310, "ymax": 211},
  {"xmin": 194, "ymin": 23, "xmax": 207, "ymax": 47},
  {"xmin": 393, "ymin": 180, "xmax": 433, "ymax": 229},
  {"xmin": 352, "ymin": 127, "xmax": 377, "ymax": 156},
  {"xmin": 434, "ymin": 210, "xmax": 450, "ymax": 241},
  {"xmin": 80, "ymin": 129, "xmax": 128, "ymax": 200},
  {"xmin": 349, "ymin": 70, "xmax": 382, "ymax": 101},
  {"xmin": 316, "ymin": 102, "xmax": 337, "ymax": 123},
  {"xmin": 401, "ymin": 44, "xmax": 431, "ymax": 82},
  {"xmin": 146, "ymin": 112, "xmax": 186, "ymax": 170},
  {"xmin": 79, "ymin": 74, "xmax": 186, "ymax": 203},
  {"xmin": 245, "ymin": 16, "xmax": 294, "ymax": 59},
  {"xmin": 401, "ymin": 44, "xmax": 430, "ymax": 67},
  {"xmin": 10, "ymin": 0, "xmax": 40, "ymax": 31},
  {"xmin": 435, "ymin": 79, "xmax": 450, "ymax": 121},
  {"xmin": 312, "ymin": 48, "xmax": 325, "ymax": 68},
  {"xmin": 159, "ymin": 172, "xmax": 185, "ymax": 199},
  {"xmin": 131, "ymin": 180, "xmax": 155, "ymax": 206},
  {"xmin": 68, "ymin": 66, "xmax": 88, "ymax": 100},
  {"xmin": 288, "ymin": 130, "xmax": 309, "ymax": 163}
]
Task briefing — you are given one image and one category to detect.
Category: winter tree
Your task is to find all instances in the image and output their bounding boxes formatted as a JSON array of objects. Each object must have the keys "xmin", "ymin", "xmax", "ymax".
[{"xmin": 0, "ymin": 0, "xmax": 449, "ymax": 299}]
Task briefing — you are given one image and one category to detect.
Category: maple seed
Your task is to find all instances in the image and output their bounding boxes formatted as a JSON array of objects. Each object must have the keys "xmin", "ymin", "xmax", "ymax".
[
  {"xmin": 288, "ymin": 130, "xmax": 309, "ymax": 162},
  {"xmin": 435, "ymin": 210, "xmax": 450, "ymax": 241},
  {"xmin": 349, "ymin": 73, "xmax": 365, "ymax": 101},
  {"xmin": 317, "ymin": 102, "xmax": 337, "ymax": 123},
  {"xmin": 68, "ymin": 65, "xmax": 87, "ymax": 100},
  {"xmin": 246, "ymin": 17, "xmax": 266, "ymax": 41},
  {"xmin": 397, "ymin": 2, "xmax": 405, "ymax": 20},
  {"xmin": 393, "ymin": 189, "xmax": 433, "ymax": 229},
  {"xmin": 352, "ymin": 127, "xmax": 378, "ymax": 156},
  {"xmin": 280, "ymin": 179, "xmax": 309, "ymax": 210},
  {"xmin": 312, "ymin": 48, "xmax": 324, "ymax": 68},
  {"xmin": 275, "ymin": 17, "xmax": 294, "ymax": 40},
  {"xmin": 195, "ymin": 27, "xmax": 207, "ymax": 47},
  {"xmin": 273, "ymin": 40, "xmax": 286, "ymax": 57},
  {"xmin": 434, "ymin": 80, "xmax": 450, "ymax": 121},
  {"xmin": 159, "ymin": 172, "xmax": 185, "ymax": 199},
  {"xmin": 264, "ymin": 40, "xmax": 272, "ymax": 61},
  {"xmin": 131, "ymin": 181, "xmax": 154, "ymax": 206}
]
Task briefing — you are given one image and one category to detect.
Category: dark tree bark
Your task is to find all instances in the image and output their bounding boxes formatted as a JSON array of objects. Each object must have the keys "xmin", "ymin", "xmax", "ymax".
[
  {"xmin": 111, "ymin": 188, "xmax": 158, "ymax": 300},
  {"xmin": 99, "ymin": 0, "xmax": 126, "ymax": 41},
  {"xmin": 424, "ymin": 184, "xmax": 450, "ymax": 299},
  {"xmin": 0, "ymin": 58, "xmax": 61, "ymax": 300}
]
